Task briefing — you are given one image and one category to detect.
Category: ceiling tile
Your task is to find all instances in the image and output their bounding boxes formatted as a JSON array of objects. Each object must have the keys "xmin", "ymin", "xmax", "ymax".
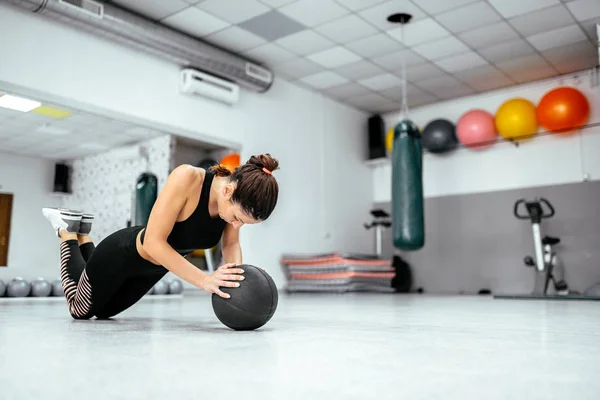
[
  {"xmin": 436, "ymin": 2, "xmax": 503, "ymax": 33},
  {"xmin": 380, "ymin": 83, "xmax": 428, "ymax": 101},
  {"xmin": 566, "ymin": 0, "xmax": 600, "ymax": 21},
  {"xmin": 195, "ymin": 0, "xmax": 270, "ymax": 23},
  {"xmin": 334, "ymin": 60, "xmax": 386, "ymax": 80},
  {"xmin": 314, "ymin": 14, "xmax": 378, "ymax": 44},
  {"xmin": 307, "ymin": 46, "xmax": 362, "ymax": 68},
  {"xmin": 526, "ymin": 24, "xmax": 588, "ymax": 51},
  {"xmin": 415, "ymin": 0, "xmax": 480, "ymax": 14},
  {"xmin": 580, "ymin": 18, "xmax": 599, "ymax": 41},
  {"xmin": 274, "ymin": 30, "xmax": 335, "ymax": 56},
  {"xmin": 162, "ymin": 7, "xmax": 229, "ymax": 37},
  {"xmin": 541, "ymin": 40, "xmax": 598, "ymax": 73},
  {"xmin": 345, "ymin": 93, "xmax": 400, "ymax": 113},
  {"xmin": 279, "ymin": 0, "xmax": 350, "ymax": 26},
  {"xmin": 408, "ymin": 92, "xmax": 439, "ymax": 108},
  {"xmin": 113, "ymin": 0, "xmax": 190, "ymax": 21},
  {"xmin": 238, "ymin": 10, "xmax": 306, "ymax": 41},
  {"xmin": 372, "ymin": 49, "xmax": 427, "ymax": 70},
  {"xmin": 405, "ymin": 63, "xmax": 446, "ymax": 81},
  {"xmin": 488, "ymin": 0, "xmax": 561, "ymax": 18},
  {"xmin": 434, "ymin": 52, "xmax": 489, "ymax": 73},
  {"xmin": 414, "ymin": 74, "xmax": 468, "ymax": 91},
  {"xmin": 345, "ymin": 33, "xmax": 404, "ymax": 58},
  {"xmin": 478, "ymin": 38, "xmax": 536, "ymax": 63},
  {"xmin": 458, "ymin": 22, "xmax": 520, "ymax": 49},
  {"xmin": 509, "ymin": 4, "xmax": 575, "ymax": 37},
  {"xmin": 272, "ymin": 58, "xmax": 324, "ymax": 79},
  {"xmin": 333, "ymin": 0, "xmax": 388, "ymax": 11},
  {"xmin": 454, "ymin": 65, "xmax": 515, "ymax": 91},
  {"xmin": 358, "ymin": 73, "xmax": 404, "ymax": 90},
  {"xmin": 358, "ymin": 0, "xmax": 427, "ymax": 30},
  {"xmin": 496, "ymin": 53, "xmax": 558, "ymax": 83},
  {"xmin": 258, "ymin": 0, "xmax": 297, "ymax": 7},
  {"xmin": 411, "ymin": 36, "xmax": 470, "ymax": 60},
  {"xmin": 204, "ymin": 26, "xmax": 266, "ymax": 52},
  {"xmin": 299, "ymin": 71, "xmax": 350, "ymax": 88},
  {"xmin": 325, "ymin": 82, "xmax": 374, "ymax": 98},
  {"xmin": 243, "ymin": 43, "xmax": 297, "ymax": 65},
  {"xmin": 387, "ymin": 17, "xmax": 451, "ymax": 46}
]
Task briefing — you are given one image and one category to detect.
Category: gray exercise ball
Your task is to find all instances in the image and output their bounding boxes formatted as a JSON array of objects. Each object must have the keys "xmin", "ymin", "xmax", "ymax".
[
  {"xmin": 0, "ymin": 279, "xmax": 6, "ymax": 297},
  {"xmin": 31, "ymin": 278, "xmax": 52, "ymax": 297},
  {"xmin": 168, "ymin": 279, "xmax": 184, "ymax": 295},
  {"xmin": 153, "ymin": 280, "xmax": 169, "ymax": 295},
  {"xmin": 51, "ymin": 279, "xmax": 64, "ymax": 297},
  {"xmin": 7, "ymin": 278, "xmax": 31, "ymax": 298},
  {"xmin": 584, "ymin": 282, "xmax": 600, "ymax": 297}
]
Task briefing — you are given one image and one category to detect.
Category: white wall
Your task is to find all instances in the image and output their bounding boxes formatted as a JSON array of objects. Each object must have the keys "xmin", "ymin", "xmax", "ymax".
[
  {"xmin": 0, "ymin": 153, "xmax": 62, "ymax": 280},
  {"xmin": 0, "ymin": 4, "xmax": 374, "ymax": 288},
  {"xmin": 374, "ymin": 72, "xmax": 600, "ymax": 202}
]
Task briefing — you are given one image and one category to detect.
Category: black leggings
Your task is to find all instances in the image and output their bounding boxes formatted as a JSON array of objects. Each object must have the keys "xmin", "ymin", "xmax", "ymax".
[{"xmin": 59, "ymin": 226, "xmax": 167, "ymax": 319}]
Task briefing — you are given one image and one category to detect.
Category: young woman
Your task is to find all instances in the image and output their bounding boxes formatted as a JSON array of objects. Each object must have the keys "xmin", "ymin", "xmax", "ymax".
[{"xmin": 42, "ymin": 154, "xmax": 279, "ymax": 320}]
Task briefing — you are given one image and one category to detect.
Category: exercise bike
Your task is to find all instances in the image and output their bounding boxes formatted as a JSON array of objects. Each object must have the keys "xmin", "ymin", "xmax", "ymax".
[{"xmin": 495, "ymin": 197, "xmax": 599, "ymax": 301}]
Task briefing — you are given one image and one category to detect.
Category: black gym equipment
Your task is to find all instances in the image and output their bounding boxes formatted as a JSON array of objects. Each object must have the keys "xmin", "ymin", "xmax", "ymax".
[
  {"xmin": 495, "ymin": 197, "xmax": 600, "ymax": 301},
  {"xmin": 212, "ymin": 265, "xmax": 278, "ymax": 331}
]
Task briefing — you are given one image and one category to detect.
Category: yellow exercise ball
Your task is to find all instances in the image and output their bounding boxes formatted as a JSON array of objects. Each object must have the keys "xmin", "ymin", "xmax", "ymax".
[
  {"xmin": 386, "ymin": 127, "xmax": 394, "ymax": 152},
  {"xmin": 495, "ymin": 98, "xmax": 539, "ymax": 140}
]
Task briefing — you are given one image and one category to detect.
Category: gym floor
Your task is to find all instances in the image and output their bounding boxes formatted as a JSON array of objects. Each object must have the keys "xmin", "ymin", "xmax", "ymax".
[{"xmin": 1, "ymin": 292, "xmax": 599, "ymax": 399}]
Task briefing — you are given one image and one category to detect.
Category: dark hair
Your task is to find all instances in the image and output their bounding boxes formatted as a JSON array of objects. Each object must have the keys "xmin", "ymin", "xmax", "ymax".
[{"xmin": 210, "ymin": 154, "xmax": 279, "ymax": 221}]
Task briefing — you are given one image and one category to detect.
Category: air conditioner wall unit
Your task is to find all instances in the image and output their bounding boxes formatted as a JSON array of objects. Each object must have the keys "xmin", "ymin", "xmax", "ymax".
[{"xmin": 179, "ymin": 69, "xmax": 240, "ymax": 106}]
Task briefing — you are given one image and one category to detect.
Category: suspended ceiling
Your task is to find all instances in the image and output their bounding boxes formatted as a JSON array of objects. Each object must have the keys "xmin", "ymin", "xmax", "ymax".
[
  {"xmin": 0, "ymin": 89, "xmax": 165, "ymax": 160},
  {"xmin": 107, "ymin": 0, "xmax": 599, "ymax": 113}
]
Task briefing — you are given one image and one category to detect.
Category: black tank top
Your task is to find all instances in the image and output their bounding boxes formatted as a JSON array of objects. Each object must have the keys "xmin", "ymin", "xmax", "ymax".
[{"xmin": 140, "ymin": 171, "xmax": 227, "ymax": 256}]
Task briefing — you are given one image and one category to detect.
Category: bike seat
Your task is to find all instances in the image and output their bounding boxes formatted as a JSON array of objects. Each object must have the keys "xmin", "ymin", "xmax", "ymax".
[{"xmin": 542, "ymin": 236, "xmax": 560, "ymax": 246}]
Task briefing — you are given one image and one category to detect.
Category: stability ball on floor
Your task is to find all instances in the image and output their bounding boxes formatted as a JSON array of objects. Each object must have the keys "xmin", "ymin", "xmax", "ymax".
[
  {"xmin": 7, "ymin": 278, "xmax": 31, "ymax": 298},
  {"xmin": 153, "ymin": 280, "xmax": 169, "ymax": 295},
  {"xmin": 31, "ymin": 278, "xmax": 52, "ymax": 297},
  {"xmin": 456, "ymin": 109, "xmax": 497, "ymax": 150},
  {"xmin": 51, "ymin": 279, "xmax": 64, "ymax": 297},
  {"xmin": 212, "ymin": 265, "xmax": 278, "ymax": 331},
  {"xmin": 168, "ymin": 279, "xmax": 184, "ymax": 295},
  {"xmin": 495, "ymin": 98, "xmax": 538, "ymax": 140},
  {"xmin": 537, "ymin": 87, "xmax": 590, "ymax": 134},
  {"xmin": 0, "ymin": 279, "xmax": 6, "ymax": 297},
  {"xmin": 421, "ymin": 119, "xmax": 458, "ymax": 154}
]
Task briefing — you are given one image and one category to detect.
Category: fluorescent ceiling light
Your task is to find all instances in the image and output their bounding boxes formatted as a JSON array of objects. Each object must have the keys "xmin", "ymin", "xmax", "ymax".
[{"xmin": 0, "ymin": 95, "xmax": 42, "ymax": 112}]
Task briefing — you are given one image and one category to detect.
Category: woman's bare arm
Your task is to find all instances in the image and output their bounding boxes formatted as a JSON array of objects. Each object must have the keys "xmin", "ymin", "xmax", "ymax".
[{"xmin": 142, "ymin": 165, "xmax": 243, "ymax": 298}]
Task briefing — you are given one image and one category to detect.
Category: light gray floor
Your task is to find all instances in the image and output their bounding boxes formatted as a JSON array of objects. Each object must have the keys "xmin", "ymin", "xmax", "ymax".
[{"xmin": 1, "ymin": 291, "xmax": 600, "ymax": 400}]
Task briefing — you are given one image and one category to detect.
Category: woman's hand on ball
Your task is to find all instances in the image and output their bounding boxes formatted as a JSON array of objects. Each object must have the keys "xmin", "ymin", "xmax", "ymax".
[{"xmin": 201, "ymin": 263, "xmax": 245, "ymax": 299}]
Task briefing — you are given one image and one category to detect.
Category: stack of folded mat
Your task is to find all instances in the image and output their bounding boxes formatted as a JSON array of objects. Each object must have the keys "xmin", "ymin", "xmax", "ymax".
[{"xmin": 280, "ymin": 253, "xmax": 395, "ymax": 293}]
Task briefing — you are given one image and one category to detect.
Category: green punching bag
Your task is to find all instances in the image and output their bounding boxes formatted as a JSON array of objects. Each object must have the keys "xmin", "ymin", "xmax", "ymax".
[
  {"xmin": 392, "ymin": 119, "xmax": 425, "ymax": 250},
  {"xmin": 134, "ymin": 172, "xmax": 158, "ymax": 226}
]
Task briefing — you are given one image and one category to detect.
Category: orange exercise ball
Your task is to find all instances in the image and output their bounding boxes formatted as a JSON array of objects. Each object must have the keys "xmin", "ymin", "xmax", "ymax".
[
  {"xmin": 495, "ymin": 98, "xmax": 538, "ymax": 140},
  {"xmin": 220, "ymin": 153, "xmax": 240, "ymax": 172},
  {"xmin": 537, "ymin": 87, "xmax": 590, "ymax": 134}
]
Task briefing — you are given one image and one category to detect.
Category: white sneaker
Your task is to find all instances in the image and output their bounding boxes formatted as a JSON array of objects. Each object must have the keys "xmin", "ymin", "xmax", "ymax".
[
  {"xmin": 42, "ymin": 208, "xmax": 83, "ymax": 237},
  {"xmin": 79, "ymin": 213, "xmax": 95, "ymax": 235}
]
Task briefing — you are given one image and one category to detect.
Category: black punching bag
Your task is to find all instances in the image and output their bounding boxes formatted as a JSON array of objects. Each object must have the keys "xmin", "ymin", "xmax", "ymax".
[
  {"xmin": 421, "ymin": 119, "xmax": 458, "ymax": 154},
  {"xmin": 392, "ymin": 119, "xmax": 425, "ymax": 250}
]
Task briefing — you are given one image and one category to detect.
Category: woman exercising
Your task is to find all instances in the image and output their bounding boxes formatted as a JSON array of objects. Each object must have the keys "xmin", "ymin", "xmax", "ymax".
[{"xmin": 42, "ymin": 154, "xmax": 279, "ymax": 320}]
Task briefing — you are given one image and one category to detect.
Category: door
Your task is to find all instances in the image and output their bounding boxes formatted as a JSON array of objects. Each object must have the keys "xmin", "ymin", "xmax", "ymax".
[{"xmin": 0, "ymin": 193, "xmax": 13, "ymax": 266}]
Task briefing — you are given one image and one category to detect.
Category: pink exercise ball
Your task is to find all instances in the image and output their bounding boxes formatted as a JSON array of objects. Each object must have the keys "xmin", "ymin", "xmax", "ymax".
[{"xmin": 456, "ymin": 109, "xmax": 497, "ymax": 150}]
